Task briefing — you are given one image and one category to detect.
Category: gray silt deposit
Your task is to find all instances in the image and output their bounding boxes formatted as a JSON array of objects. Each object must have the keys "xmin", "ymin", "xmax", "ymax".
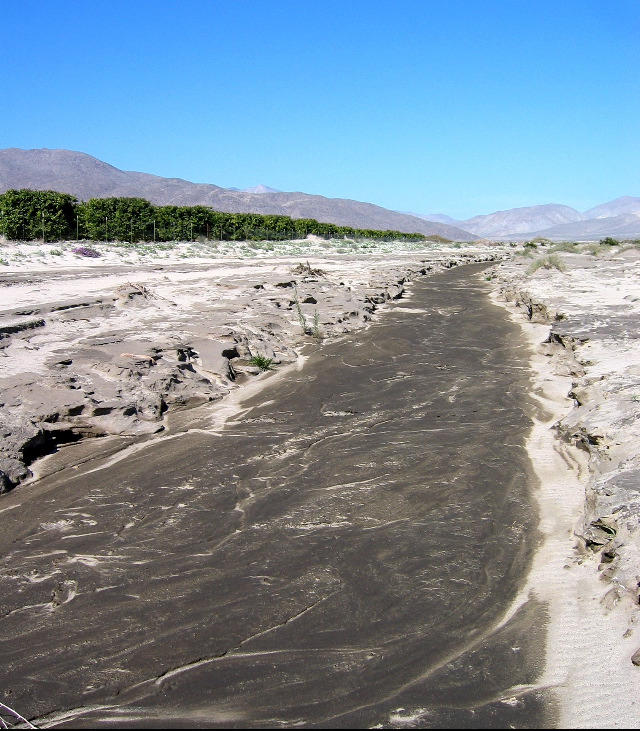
[{"xmin": 0, "ymin": 263, "xmax": 554, "ymax": 728}]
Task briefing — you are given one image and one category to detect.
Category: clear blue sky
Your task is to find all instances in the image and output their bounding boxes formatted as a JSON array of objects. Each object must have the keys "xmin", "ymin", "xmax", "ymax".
[{"xmin": 2, "ymin": 0, "xmax": 638, "ymax": 219}]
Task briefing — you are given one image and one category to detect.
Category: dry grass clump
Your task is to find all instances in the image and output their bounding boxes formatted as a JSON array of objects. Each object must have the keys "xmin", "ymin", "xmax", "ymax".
[
  {"xmin": 584, "ymin": 242, "xmax": 609, "ymax": 256},
  {"xmin": 549, "ymin": 241, "xmax": 580, "ymax": 253},
  {"xmin": 515, "ymin": 242, "xmax": 537, "ymax": 258},
  {"xmin": 291, "ymin": 261, "xmax": 325, "ymax": 277},
  {"xmin": 527, "ymin": 253, "xmax": 567, "ymax": 275}
]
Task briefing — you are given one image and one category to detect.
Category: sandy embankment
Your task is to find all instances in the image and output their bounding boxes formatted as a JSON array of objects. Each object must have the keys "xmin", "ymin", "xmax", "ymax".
[{"xmin": 489, "ymin": 246, "xmax": 640, "ymax": 729}]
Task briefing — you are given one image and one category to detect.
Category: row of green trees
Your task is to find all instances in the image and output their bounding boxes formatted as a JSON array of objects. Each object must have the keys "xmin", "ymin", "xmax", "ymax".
[{"xmin": 0, "ymin": 189, "xmax": 427, "ymax": 243}]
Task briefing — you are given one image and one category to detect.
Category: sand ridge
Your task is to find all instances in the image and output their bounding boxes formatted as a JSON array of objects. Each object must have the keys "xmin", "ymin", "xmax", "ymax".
[{"xmin": 490, "ymin": 247, "xmax": 640, "ymax": 728}]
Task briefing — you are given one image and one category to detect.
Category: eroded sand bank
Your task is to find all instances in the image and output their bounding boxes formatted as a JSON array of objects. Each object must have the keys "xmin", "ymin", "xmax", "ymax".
[
  {"xmin": 489, "ymin": 246, "xmax": 640, "ymax": 729},
  {"xmin": 0, "ymin": 241, "xmax": 501, "ymax": 493}
]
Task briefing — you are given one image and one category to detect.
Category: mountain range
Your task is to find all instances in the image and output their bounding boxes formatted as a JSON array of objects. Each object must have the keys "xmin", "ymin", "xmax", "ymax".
[
  {"xmin": 1, "ymin": 148, "xmax": 639, "ymax": 240},
  {"xmin": 415, "ymin": 199, "xmax": 640, "ymax": 239}
]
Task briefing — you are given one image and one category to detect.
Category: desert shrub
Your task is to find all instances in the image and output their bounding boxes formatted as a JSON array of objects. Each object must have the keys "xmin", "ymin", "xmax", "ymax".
[
  {"xmin": 248, "ymin": 355, "xmax": 274, "ymax": 371},
  {"xmin": 72, "ymin": 246, "xmax": 101, "ymax": 258},
  {"xmin": 584, "ymin": 242, "xmax": 608, "ymax": 256},
  {"xmin": 549, "ymin": 241, "xmax": 579, "ymax": 253},
  {"xmin": 599, "ymin": 237, "xmax": 620, "ymax": 247},
  {"xmin": 527, "ymin": 253, "xmax": 567, "ymax": 274}
]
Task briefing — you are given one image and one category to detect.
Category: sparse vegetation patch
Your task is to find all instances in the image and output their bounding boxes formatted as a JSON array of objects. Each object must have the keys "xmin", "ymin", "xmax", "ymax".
[
  {"xmin": 248, "ymin": 355, "xmax": 274, "ymax": 371},
  {"xmin": 550, "ymin": 241, "xmax": 580, "ymax": 253},
  {"xmin": 527, "ymin": 253, "xmax": 567, "ymax": 275},
  {"xmin": 72, "ymin": 246, "xmax": 101, "ymax": 258}
]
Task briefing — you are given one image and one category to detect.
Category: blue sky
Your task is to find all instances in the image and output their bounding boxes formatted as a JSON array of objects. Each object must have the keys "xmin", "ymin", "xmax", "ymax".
[{"xmin": 2, "ymin": 0, "xmax": 638, "ymax": 219}]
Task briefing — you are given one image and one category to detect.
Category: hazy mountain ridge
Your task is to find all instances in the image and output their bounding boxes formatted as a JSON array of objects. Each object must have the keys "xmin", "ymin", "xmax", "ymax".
[
  {"xmin": 419, "ymin": 199, "xmax": 640, "ymax": 239},
  {"xmin": 583, "ymin": 196, "xmax": 640, "ymax": 219},
  {"xmin": 510, "ymin": 212, "xmax": 640, "ymax": 242},
  {"xmin": 0, "ymin": 149, "xmax": 476, "ymax": 241},
  {"xmin": 461, "ymin": 204, "xmax": 585, "ymax": 237},
  {"xmin": 244, "ymin": 184, "xmax": 280, "ymax": 194},
  {"xmin": 401, "ymin": 211, "xmax": 463, "ymax": 226}
]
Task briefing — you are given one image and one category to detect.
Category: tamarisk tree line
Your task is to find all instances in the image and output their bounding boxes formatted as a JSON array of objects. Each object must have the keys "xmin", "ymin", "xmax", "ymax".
[{"xmin": 0, "ymin": 189, "xmax": 429, "ymax": 243}]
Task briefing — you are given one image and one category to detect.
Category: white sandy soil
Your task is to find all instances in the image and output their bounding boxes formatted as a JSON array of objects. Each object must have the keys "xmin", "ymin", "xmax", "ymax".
[{"xmin": 490, "ymin": 244, "xmax": 640, "ymax": 729}]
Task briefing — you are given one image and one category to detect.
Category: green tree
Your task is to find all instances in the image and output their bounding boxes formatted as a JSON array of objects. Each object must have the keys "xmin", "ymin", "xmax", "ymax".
[
  {"xmin": 77, "ymin": 197, "xmax": 155, "ymax": 241},
  {"xmin": 0, "ymin": 189, "xmax": 76, "ymax": 241},
  {"xmin": 0, "ymin": 189, "xmax": 427, "ymax": 245}
]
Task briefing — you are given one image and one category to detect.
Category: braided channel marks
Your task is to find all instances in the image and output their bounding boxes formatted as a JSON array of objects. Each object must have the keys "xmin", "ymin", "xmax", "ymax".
[{"xmin": 0, "ymin": 263, "xmax": 551, "ymax": 729}]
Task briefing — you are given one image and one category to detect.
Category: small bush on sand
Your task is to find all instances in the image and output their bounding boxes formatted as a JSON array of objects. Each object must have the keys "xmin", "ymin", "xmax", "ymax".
[
  {"xmin": 72, "ymin": 246, "xmax": 101, "ymax": 258},
  {"xmin": 248, "ymin": 355, "xmax": 274, "ymax": 371},
  {"xmin": 584, "ymin": 242, "xmax": 608, "ymax": 256},
  {"xmin": 527, "ymin": 253, "xmax": 567, "ymax": 275},
  {"xmin": 550, "ymin": 241, "xmax": 579, "ymax": 253},
  {"xmin": 311, "ymin": 310, "xmax": 322, "ymax": 339}
]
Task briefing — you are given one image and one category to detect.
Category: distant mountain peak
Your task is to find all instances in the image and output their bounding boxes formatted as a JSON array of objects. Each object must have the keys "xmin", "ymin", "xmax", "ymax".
[
  {"xmin": 583, "ymin": 196, "xmax": 640, "ymax": 219},
  {"xmin": 461, "ymin": 204, "xmax": 584, "ymax": 237},
  {"xmin": 400, "ymin": 211, "xmax": 462, "ymax": 226},
  {"xmin": 242, "ymin": 184, "xmax": 280, "ymax": 194}
]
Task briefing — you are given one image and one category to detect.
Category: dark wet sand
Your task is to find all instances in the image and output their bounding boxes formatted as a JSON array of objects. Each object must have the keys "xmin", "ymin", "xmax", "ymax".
[{"xmin": 0, "ymin": 263, "xmax": 554, "ymax": 728}]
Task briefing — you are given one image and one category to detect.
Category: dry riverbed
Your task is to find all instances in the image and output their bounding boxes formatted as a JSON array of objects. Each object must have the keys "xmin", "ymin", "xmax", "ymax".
[{"xmin": 2, "ymin": 237, "xmax": 640, "ymax": 727}]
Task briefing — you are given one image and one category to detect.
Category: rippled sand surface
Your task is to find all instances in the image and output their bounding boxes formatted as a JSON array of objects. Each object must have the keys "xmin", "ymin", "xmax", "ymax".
[{"xmin": 0, "ymin": 263, "xmax": 551, "ymax": 728}]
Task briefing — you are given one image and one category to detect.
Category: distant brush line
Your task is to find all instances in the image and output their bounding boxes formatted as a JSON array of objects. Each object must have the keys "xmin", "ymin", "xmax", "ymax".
[{"xmin": 0, "ymin": 189, "xmax": 430, "ymax": 243}]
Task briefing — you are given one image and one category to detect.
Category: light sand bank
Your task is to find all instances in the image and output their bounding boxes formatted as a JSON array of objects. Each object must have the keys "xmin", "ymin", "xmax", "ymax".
[{"xmin": 490, "ymin": 246, "xmax": 640, "ymax": 728}]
